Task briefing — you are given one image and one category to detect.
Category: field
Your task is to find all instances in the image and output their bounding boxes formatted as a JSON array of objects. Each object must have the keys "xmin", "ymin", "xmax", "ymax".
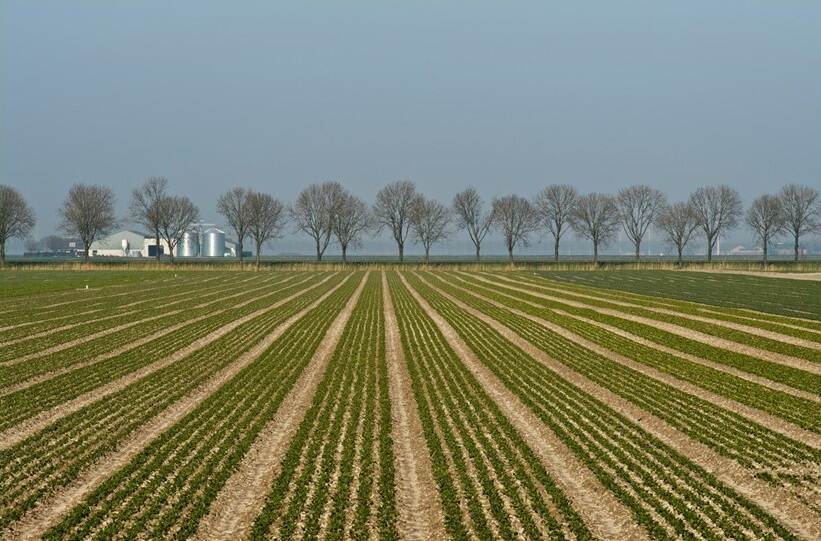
[{"xmin": 0, "ymin": 269, "xmax": 818, "ymax": 540}]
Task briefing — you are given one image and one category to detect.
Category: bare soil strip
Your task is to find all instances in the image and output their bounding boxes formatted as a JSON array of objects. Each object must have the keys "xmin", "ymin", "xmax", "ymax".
[
  {"xmin": 554, "ymin": 309, "xmax": 821, "ymax": 404},
  {"xmin": 2, "ymin": 274, "xmax": 351, "ymax": 541},
  {"xmin": 192, "ymin": 273, "xmax": 368, "ymax": 541},
  {"xmin": 0, "ymin": 273, "xmax": 336, "ymax": 450},
  {"xmin": 491, "ymin": 274, "xmax": 821, "ymax": 351},
  {"xmin": 382, "ymin": 273, "xmax": 448, "ymax": 541},
  {"xmin": 437, "ymin": 276, "xmax": 820, "ymax": 448},
  {"xmin": 399, "ymin": 274, "xmax": 646, "ymax": 541},
  {"xmin": 0, "ymin": 275, "xmax": 302, "ymax": 395},
  {"xmin": 468, "ymin": 273, "xmax": 820, "ymax": 374},
  {"xmin": 676, "ymin": 269, "xmax": 821, "ymax": 282},
  {"xmin": 413, "ymin": 275, "xmax": 821, "ymax": 540}
]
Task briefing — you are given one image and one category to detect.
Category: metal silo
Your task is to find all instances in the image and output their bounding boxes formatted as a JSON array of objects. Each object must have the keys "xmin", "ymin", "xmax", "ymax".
[
  {"xmin": 203, "ymin": 228, "xmax": 226, "ymax": 257},
  {"xmin": 179, "ymin": 230, "xmax": 199, "ymax": 257}
]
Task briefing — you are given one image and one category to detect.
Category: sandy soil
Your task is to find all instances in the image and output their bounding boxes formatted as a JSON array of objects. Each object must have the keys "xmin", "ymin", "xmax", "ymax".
[
  {"xmin": 192, "ymin": 273, "xmax": 367, "ymax": 541},
  {"xmin": 401, "ymin": 273, "xmax": 647, "ymax": 541},
  {"xmin": 678, "ymin": 269, "xmax": 821, "ymax": 281},
  {"xmin": 1, "ymin": 274, "xmax": 350, "ymax": 541},
  {"xmin": 415, "ymin": 274, "xmax": 820, "ymax": 541}
]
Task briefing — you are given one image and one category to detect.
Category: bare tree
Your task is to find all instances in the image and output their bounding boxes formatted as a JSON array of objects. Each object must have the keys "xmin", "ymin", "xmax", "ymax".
[
  {"xmin": 452, "ymin": 187, "xmax": 494, "ymax": 261},
  {"xmin": 779, "ymin": 183, "xmax": 820, "ymax": 261},
  {"xmin": 746, "ymin": 195, "xmax": 786, "ymax": 264},
  {"xmin": 0, "ymin": 185, "xmax": 36, "ymax": 267},
  {"xmin": 292, "ymin": 182, "xmax": 343, "ymax": 261},
  {"xmin": 333, "ymin": 191, "xmax": 371, "ymax": 264},
  {"xmin": 535, "ymin": 184, "xmax": 577, "ymax": 262},
  {"xmin": 158, "ymin": 196, "xmax": 199, "ymax": 263},
  {"xmin": 129, "ymin": 177, "xmax": 168, "ymax": 262},
  {"xmin": 247, "ymin": 191, "xmax": 287, "ymax": 269},
  {"xmin": 570, "ymin": 193, "xmax": 620, "ymax": 264},
  {"xmin": 689, "ymin": 185, "xmax": 742, "ymax": 262},
  {"xmin": 217, "ymin": 187, "xmax": 252, "ymax": 262},
  {"xmin": 373, "ymin": 179, "xmax": 417, "ymax": 262},
  {"xmin": 492, "ymin": 195, "xmax": 538, "ymax": 262},
  {"xmin": 656, "ymin": 202, "xmax": 699, "ymax": 263},
  {"xmin": 59, "ymin": 183, "xmax": 116, "ymax": 261},
  {"xmin": 617, "ymin": 185, "xmax": 667, "ymax": 260},
  {"xmin": 411, "ymin": 196, "xmax": 451, "ymax": 264}
]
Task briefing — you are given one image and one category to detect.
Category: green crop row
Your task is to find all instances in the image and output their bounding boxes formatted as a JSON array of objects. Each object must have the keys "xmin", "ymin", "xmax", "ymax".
[
  {"xmin": 403, "ymin": 272, "xmax": 798, "ymax": 540},
  {"xmin": 510, "ymin": 272, "xmax": 821, "ymax": 338},
  {"xmin": 451, "ymin": 273, "xmax": 821, "ymax": 398},
  {"xmin": 476, "ymin": 273, "xmax": 821, "ymax": 364},
  {"xmin": 534, "ymin": 270, "xmax": 821, "ymax": 323},
  {"xmin": 418, "ymin": 273, "xmax": 820, "ymax": 497},
  {"xmin": 386, "ymin": 272, "xmax": 591, "ymax": 541},
  {"xmin": 251, "ymin": 273, "xmax": 398, "ymax": 541},
  {"xmin": 44, "ymin": 273, "xmax": 364, "ymax": 541},
  {"xmin": 0, "ymin": 274, "xmax": 328, "ymax": 431},
  {"xmin": 0, "ymin": 273, "xmax": 350, "ymax": 533}
]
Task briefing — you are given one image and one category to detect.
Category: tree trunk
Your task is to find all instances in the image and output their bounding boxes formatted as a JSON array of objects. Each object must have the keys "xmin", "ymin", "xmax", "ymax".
[
  {"xmin": 84, "ymin": 243, "xmax": 90, "ymax": 261},
  {"xmin": 508, "ymin": 245, "xmax": 513, "ymax": 263},
  {"xmin": 256, "ymin": 241, "xmax": 262, "ymax": 270},
  {"xmin": 677, "ymin": 245, "xmax": 683, "ymax": 265},
  {"xmin": 706, "ymin": 235, "xmax": 713, "ymax": 262},
  {"xmin": 425, "ymin": 246, "xmax": 430, "ymax": 264},
  {"xmin": 475, "ymin": 244, "xmax": 480, "ymax": 262},
  {"xmin": 238, "ymin": 240, "xmax": 243, "ymax": 262},
  {"xmin": 635, "ymin": 241, "xmax": 641, "ymax": 261},
  {"xmin": 342, "ymin": 245, "xmax": 348, "ymax": 264},
  {"xmin": 0, "ymin": 242, "xmax": 5, "ymax": 268},
  {"xmin": 593, "ymin": 241, "xmax": 598, "ymax": 264},
  {"xmin": 155, "ymin": 233, "xmax": 161, "ymax": 262},
  {"xmin": 763, "ymin": 238, "xmax": 768, "ymax": 265},
  {"xmin": 398, "ymin": 243, "xmax": 404, "ymax": 262},
  {"xmin": 794, "ymin": 234, "xmax": 800, "ymax": 261},
  {"xmin": 316, "ymin": 239, "xmax": 322, "ymax": 262},
  {"xmin": 554, "ymin": 237, "xmax": 560, "ymax": 262}
]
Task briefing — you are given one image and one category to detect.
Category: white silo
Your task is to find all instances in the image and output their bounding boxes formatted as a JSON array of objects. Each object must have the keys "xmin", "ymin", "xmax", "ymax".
[{"xmin": 203, "ymin": 228, "xmax": 226, "ymax": 257}]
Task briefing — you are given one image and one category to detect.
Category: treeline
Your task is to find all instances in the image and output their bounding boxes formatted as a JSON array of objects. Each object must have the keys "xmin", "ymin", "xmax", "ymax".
[{"xmin": 0, "ymin": 180, "xmax": 819, "ymax": 267}]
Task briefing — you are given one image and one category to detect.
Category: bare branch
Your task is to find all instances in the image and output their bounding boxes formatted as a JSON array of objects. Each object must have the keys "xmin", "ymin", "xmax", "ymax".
[
  {"xmin": 570, "ymin": 193, "xmax": 619, "ymax": 263},
  {"xmin": 130, "ymin": 177, "xmax": 168, "ymax": 261},
  {"xmin": 617, "ymin": 185, "xmax": 667, "ymax": 260},
  {"xmin": 655, "ymin": 202, "xmax": 699, "ymax": 263},
  {"xmin": 158, "ymin": 196, "xmax": 199, "ymax": 263},
  {"xmin": 0, "ymin": 185, "xmax": 36, "ymax": 266},
  {"xmin": 779, "ymin": 183, "xmax": 820, "ymax": 261},
  {"xmin": 217, "ymin": 187, "xmax": 252, "ymax": 261},
  {"xmin": 492, "ymin": 195, "xmax": 538, "ymax": 262},
  {"xmin": 746, "ymin": 194, "xmax": 786, "ymax": 264},
  {"xmin": 373, "ymin": 179, "xmax": 417, "ymax": 261},
  {"xmin": 411, "ymin": 196, "xmax": 451, "ymax": 263},
  {"xmin": 333, "ymin": 190, "xmax": 371, "ymax": 263},
  {"xmin": 291, "ymin": 182, "xmax": 344, "ymax": 261},
  {"xmin": 535, "ymin": 184, "xmax": 577, "ymax": 261},
  {"xmin": 452, "ymin": 187, "xmax": 494, "ymax": 261},
  {"xmin": 688, "ymin": 185, "xmax": 742, "ymax": 262},
  {"xmin": 59, "ymin": 183, "xmax": 117, "ymax": 260},
  {"xmin": 247, "ymin": 191, "xmax": 287, "ymax": 269}
]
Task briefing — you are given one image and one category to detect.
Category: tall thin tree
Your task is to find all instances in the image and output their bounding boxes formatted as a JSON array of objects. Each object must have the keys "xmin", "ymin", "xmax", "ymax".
[
  {"xmin": 570, "ymin": 193, "xmax": 620, "ymax": 264},
  {"xmin": 247, "ymin": 191, "xmax": 287, "ymax": 269},
  {"xmin": 129, "ymin": 177, "xmax": 168, "ymax": 262},
  {"xmin": 292, "ymin": 182, "xmax": 343, "ymax": 261},
  {"xmin": 373, "ymin": 179, "xmax": 418, "ymax": 262},
  {"xmin": 217, "ymin": 187, "xmax": 252, "ymax": 262},
  {"xmin": 535, "ymin": 184, "xmax": 577, "ymax": 262},
  {"xmin": 59, "ymin": 183, "xmax": 117, "ymax": 260},
  {"xmin": 617, "ymin": 185, "xmax": 667, "ymax": 260},
  {"xmin": 779, "ymin": 183, "xmax": 820, "ymax": 261},
  {"xmin": 746, "ymin": 194, "xmax": 786, "ymax": 265},
  {"xmin": 333, "ymin": 191, "xmax": 371, "ymax": 264},
  {"xmin": 452, "ymin": 187, "xmax": 494, "ymax": 262},
  {"xmin": 492, "ymin": 195, "xmax": 538, "ymax": 262},
  {"xmin": 689, "ymin": 185, "xmax": 742, "ymax": 262},
  {"xmin": 655, "ymin": 202, "xmax": 699, "ymax": 264},
  {"xmin": 410, "ymin": 196, "xmax": 451, "ymax": 264},
  {"xmin": 158, "ymin": 196, "xmax": 199, "ymax": 263},
  {"xmin": 0, "ymin": 185, "xmax": 36, "ymax": 267}
]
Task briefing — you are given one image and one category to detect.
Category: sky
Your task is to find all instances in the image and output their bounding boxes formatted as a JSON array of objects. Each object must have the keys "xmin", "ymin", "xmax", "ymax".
[{"xmin": 2, "ymin": 1, "xmax": 820, "ymax": 256}]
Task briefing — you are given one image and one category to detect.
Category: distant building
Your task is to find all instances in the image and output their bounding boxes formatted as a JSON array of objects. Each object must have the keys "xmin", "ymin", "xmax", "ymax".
[{"xmin": 88, "ymin": 228, "xmax": 237, "ymax": 258}]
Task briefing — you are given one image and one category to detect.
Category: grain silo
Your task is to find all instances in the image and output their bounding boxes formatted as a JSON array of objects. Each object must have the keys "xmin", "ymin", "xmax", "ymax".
[
  {"xmin": 178, "ymin": 230, "xmax": 199, "ymax": 257},
  {"xmin": 203, "ymin": 228, "xmax": 226, "ymax": 257}
]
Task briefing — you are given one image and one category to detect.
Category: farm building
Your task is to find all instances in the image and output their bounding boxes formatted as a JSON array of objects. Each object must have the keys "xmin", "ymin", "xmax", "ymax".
[{"xmin": 89, "ymin": 228, "xmax": 238, "ymax": 258}]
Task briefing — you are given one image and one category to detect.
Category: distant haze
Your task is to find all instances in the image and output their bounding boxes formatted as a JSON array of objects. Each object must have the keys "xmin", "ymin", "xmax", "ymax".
[{"xmin": 2, "ymin": 2, "xmax": 819, "ymax": 255}]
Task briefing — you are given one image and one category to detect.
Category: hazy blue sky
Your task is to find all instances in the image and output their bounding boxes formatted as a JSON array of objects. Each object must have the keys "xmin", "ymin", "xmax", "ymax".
[{"xmin": 2, "ymin": 1, "xmax": 820, "ymax": 255}]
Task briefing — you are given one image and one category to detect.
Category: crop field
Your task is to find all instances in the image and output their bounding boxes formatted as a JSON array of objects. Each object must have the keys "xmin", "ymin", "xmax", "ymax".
[{"xmin": 0, "ymin": 270, "xmax": 818, "ymax": 540}]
